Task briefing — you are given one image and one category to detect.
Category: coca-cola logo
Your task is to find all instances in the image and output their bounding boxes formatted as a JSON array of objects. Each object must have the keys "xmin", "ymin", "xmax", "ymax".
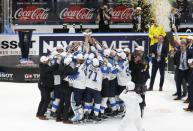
[
  {"xmin": 59, "ymin": 6, "xmax": 95, "ymax": 22},
  {"xmin": 110, "ymin": 6, "xmax": 133, "ymax": 22},
  {"xmin": 14, "ymin": 6, "xmax": 49, "ymax": 22}
]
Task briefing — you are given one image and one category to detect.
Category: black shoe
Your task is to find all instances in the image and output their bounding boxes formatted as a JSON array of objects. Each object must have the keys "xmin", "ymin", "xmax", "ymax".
[
  {"xmin": 181, "ymin": 93, "xmax": 187, "ymax": 98},
  {"xmin": 99, "ymin": 113, "xmax": 108, "ymax": 119},
  {"xmin": 172, "ymin": 92, "xmax": 178, "ymax": 96},
  {"xmin": 118, "ymin": 105, "xmax": 125, "ymax": 114},
  {"xmin": 92, "ymin": 114, "xmax": 101, "ymax": 122},
  {"xmin": 50, "ymin": 111, "xmax": 57, "ymax": 118},
  {"xmin": 107, "ymin": 110, "xmax": 118, "ymax": 117},
  {"xmin": 83, "ymin": 111, "xmax": 91, "ymax": 121}
]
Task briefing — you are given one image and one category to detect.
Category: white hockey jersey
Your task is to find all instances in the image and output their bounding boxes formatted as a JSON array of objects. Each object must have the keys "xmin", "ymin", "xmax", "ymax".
[
  {"xmin": 85, "ymin": 65, "xmax": 103, "ymax": 91},
  {"xmin": 117, "ymin": 60, "xmax": 132, "ymax": 86},
  {"xmin": 120, "ymin": 91, "xmax": 142, "ymax": 119},
  {"xmin": 72, "ymin": 63, "xmax": 87, "ymax": 90}
]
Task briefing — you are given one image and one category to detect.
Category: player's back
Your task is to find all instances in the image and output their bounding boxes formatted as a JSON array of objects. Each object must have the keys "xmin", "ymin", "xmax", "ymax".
[
  {"xmin": 85, "ymin": 65, "xmax": 103, "ymax": 91},
  {"xmin": 73, "ymin": 63, "xmax": 87, "ymax": 89},
  {"xmin": 117, "ymin": 60, "xmax": 132, "ymax": 86}
]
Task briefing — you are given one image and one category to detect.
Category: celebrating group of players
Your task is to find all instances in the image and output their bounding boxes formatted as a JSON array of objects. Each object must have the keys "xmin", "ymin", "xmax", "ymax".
[{"xmin": 36, "ymin": 35, "xmax": 150, "ymax": 124}]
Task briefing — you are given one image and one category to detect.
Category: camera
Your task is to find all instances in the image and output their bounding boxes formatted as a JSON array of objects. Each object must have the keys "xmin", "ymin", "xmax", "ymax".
[{"xmin": 98, "ymin": 7, "xmax": 103, "ymax": 15}]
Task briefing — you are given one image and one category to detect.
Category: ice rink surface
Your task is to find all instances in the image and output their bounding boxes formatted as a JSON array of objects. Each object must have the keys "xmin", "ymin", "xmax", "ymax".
[{"xmin": 0, "ymin": 71, "xmax": 193, "ymax": 131}]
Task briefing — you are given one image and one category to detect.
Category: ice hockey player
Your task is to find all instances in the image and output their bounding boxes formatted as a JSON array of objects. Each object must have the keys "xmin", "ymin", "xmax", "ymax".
[
  {"xmin": 118, "ymin": 82, "xmax": 145, "ymax": 131},
  {"xmin": 56, "ymin": 57, "xmax": 79, "ymax": 123},
  {"xmin": 116, "ymin": 51, "xmax": 130, "ymax": 114},
  {"xmin": 36, "ymin": 56, "xmax": 59, "ymax": 120},
  {"xmin": 70, "ymin": 53, "xmax": 87, "ymax": 123},
  {"xmin": 84, "ymin": 56, "xmax": 110, "ymax": 122}
]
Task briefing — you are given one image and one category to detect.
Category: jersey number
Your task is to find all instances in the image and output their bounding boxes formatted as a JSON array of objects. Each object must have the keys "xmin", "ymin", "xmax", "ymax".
[
  {"xmin": 126, "ymin": 67, "xmax": 130, "ymax": 76},
  {"xmin": 88, "ymin": 70, "xmax": 97, "ymax": 82}
]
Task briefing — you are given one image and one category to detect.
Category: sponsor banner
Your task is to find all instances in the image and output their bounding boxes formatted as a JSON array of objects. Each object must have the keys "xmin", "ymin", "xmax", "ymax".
[
  {"xmin": 24, "ymin": 73, "xmax": 40, "ymax": 81},
  {"xmin": 0, "ymin": 72, "xmax": 14, "ymax": 81},
  {"xmin": 14, "ymin": 6, "xmax": 49, "ymax": 22},
  {"xmin": 110, "ymin": 5, "xmax": 132, "ymax": 22},
  {"xmin": 59, "ymin": 5, "xmax": 133, "ymax": 22},
  {"xmin": 12, "ymin": 1, "xmax": 133, "ymax": 23},
  {"xmin": 39, "ymin": 34, "xmax": 149, "ymax": 56},
  {"xmin": 11, "ymin": 0, "xmax": 193, "ymax": 24},
  {"xmin": 0, "ymin": 35, "xmax": 39, "ymax": 56},
  {"xmin": 0, "ymin": 33, "xmax": 149, "ymax": 56}
]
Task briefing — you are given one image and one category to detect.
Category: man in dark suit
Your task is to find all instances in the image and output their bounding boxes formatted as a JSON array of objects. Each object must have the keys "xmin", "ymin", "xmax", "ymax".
[
  {"xmin": 173, "ymin": 42, "xmax": 192, "ymax": 100},
  {"xmin": 187, "ymin": 35, "xmax": 193, "ymax": 55},
  {"xmin": 170, "ymin": 8, "xmax": 180, "ymax": 31},
  {"xmin": 184, "ymin": 58, "xmax": 193, "ymax": 111},
  {"xmin": 147, "ymin": 35, "xmax": 168, "ymax": 91},
  {"xmin": 132, "ymin": 7, "xmax": 145, "ymax": 32},
  {"xmin": 165, "ymin": 8, "xmax": 180, "ymax": 48}
]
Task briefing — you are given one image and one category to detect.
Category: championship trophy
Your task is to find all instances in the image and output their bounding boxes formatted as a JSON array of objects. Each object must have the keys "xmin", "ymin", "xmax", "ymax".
[
  {"xmin": 17, "ymin": 29, "xmax": 35, "ymax": 64},
  {"xmin": 82, "ymin": 28, "xmax": 92, "ymax": 36}
]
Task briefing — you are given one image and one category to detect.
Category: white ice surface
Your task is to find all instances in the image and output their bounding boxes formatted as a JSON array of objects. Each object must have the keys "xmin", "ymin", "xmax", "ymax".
[{"xmin": 0, "ymin": 71, "xmax": 193, "ymax": 131}]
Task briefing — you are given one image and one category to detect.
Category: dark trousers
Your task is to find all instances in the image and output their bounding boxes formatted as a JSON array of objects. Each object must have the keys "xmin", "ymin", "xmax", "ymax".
[
  {"xmin": 99, "ymin": 25, "xmax": 109, "ymax": 32},
  {"xmin": 37, "ymin": 83, "xmax": 52, "ymax": 116},
  {"xmin": 174, "ymin": 70, "xmax": 187, "ymax": 95},
  {"xmin": 85, "ymin": 87, "xmax": 101, "ymax": 104},
  {"xmin": 57, "ymin": 81, "xmax": 72, "ymax": 120},
  {"xmin": 176, "ymin": 69, "xmax": 191, "ymax": 98},
  {"xmin": 73, "ymin": 88, "xmax": 85, "ymax": 106},
  {"xmin": 188, "ymin": 73, "xmax": 193, "ymax": 109},
  {"xmin": 139, "ymin": 94, "xmax": 145, "ymax": 117},
  {"xmin": 165, "ymin": 31, "xmax": 175, "ymax": 47},
  {"xmin": 53, "ymin": 85, "xmax": 60, "ymax": 98},
  {"xmin": 149, "ymin": 63, "xmax": 165, "ymax": 89},
  {"xmin": 21, "ymin": 42, "xmax": 29, "ymax": 58}
]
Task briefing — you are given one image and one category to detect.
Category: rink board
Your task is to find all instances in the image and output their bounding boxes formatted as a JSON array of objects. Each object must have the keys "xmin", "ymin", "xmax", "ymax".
[{"xmin": 0, "ymin": 33, "xmax": 192, "ymax": 82}]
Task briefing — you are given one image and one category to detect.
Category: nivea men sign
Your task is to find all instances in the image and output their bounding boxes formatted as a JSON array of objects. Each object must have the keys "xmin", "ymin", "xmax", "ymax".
[{"xmin": 39, "ymin": 33, "xmax": 149, "ymax": 56}]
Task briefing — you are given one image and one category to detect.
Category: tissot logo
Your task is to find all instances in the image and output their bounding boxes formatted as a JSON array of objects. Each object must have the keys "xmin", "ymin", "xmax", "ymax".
[{"xmin": 0, "ymin": 72, "xmax": 14, "ymax": 78}]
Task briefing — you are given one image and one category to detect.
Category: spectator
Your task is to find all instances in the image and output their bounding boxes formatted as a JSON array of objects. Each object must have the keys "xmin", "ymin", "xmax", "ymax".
[
  {"xmin": 165, "ymin": 8, "xmax": 180, "ymax": 48},
  {"xmin": 97, "ymin": 5, "xmax": 111, "ymax": 32},
  {"xmin": 173, "ymin": 42, "xmax": 192, "ymax": 100},
  {"xmin": 148, "ymin": 19, "xmax": 166, "ymax": 49},
  {"xmin": 147, "ymin": 35, "xmax": 168, "ymax": 91},
  {"xmin": 132, "ymin": 7, "xmax": 144, "ymax": 32},
  {"xmin": 183, "ymin": 58, "xmax": 193, "ymax": 112}
]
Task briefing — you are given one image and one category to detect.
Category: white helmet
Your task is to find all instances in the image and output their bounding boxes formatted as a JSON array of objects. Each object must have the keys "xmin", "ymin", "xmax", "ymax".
[
  {"xmin": 103, "ymin": 49, "xmax": 111, "ymax": 57},
  {"xmin": 117, "ymin": 52, "xmax": 126, "ymax": 60},
  {"xmin": 56, "ymin": 45, "xmax": 64, "ymax": 50},
  {"xmin": 90, "ymin": 46, "xmax": 97, "ymax": 53},
  {"xmin": 64, "ymin": 57, "xmax": 72, "ymax": 65},
  {"xmin": 89, "ymin": 53, "xmax": 95, "ymax": 60},
  {"xmin": 126, "ymin": 81, "xmax": 135, "ymax": 90},
  {"xmin": 123, "ymin": 48, "xmax": 130, "ymax": 53},
  {"xmin": 40, "ymin": 56, "xmax": 49, "ymax": 63},
  {"xmin": 135, "ymin": 46, "xmax": 144, "ymax": 51},
  {"xmin": 92, "ymin": 58, "xmax": 99, "ymax": 67},
  {"xmin": 76, "ymin": 54, "xmax": 84, "ymax": 60},
  {"xmin": 116, "ymin": 48, "xmax": 123, "ymax": 53}
]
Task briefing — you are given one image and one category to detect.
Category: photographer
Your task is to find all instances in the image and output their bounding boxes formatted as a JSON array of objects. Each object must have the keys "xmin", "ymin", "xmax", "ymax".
[
  {"xmin": 129, "ymin": 46, "xmax": 148, "ymax": 117},
  {"xmin": 97, "ymin": 5, "xmax": 111, "ymax": 32}
]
